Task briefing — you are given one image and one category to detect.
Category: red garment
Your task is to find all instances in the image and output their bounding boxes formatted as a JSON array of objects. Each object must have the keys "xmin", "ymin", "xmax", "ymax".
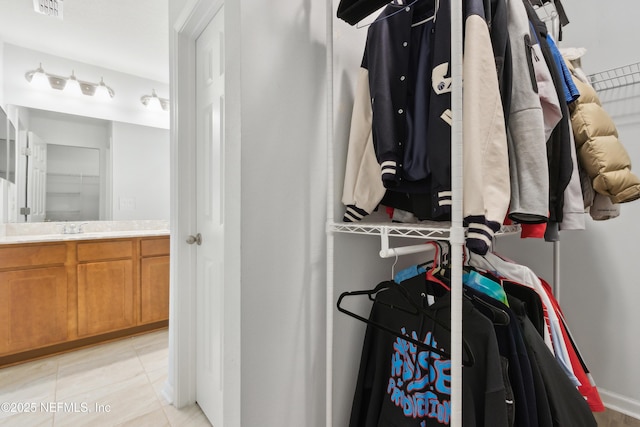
[
  {"xmin": 503, "ymin": 216, "xmax": 547, "ymax": 238},
  {"xmin": 538, "ymin": 278, "xmax": 606, "ymax": 412}
]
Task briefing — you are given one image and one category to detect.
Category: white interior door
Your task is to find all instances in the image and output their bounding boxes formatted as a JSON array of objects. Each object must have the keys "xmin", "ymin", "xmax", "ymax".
[
  {"xmin": 26, "ymin": 131, "xmax": 47, "ymax": 222},
  {"xmin": 195, "ymin": 6, "xmax": 225, "ymax": 426}
]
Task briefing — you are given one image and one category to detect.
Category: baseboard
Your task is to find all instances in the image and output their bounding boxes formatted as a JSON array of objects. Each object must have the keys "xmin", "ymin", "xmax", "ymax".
[
  {"xmin": 161, "ymin": 380, "xmax": 174, "ymax": 405},
  {"xmin": 600, "ymin": 388, "xmax": 640, "ymax": 419}
]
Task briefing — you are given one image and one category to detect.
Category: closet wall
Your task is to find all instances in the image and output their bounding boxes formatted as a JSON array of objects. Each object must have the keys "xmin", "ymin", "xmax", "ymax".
[
  {"xmin": 498, "ymin": 0, "xmax": 640, "ymax": 417},
  {"xmin": 234, "ymin": 1, "xmax": 329, "ymax": 426}
]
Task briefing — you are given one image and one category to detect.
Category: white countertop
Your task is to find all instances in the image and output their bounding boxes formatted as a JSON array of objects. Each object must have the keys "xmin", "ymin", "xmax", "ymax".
[{"xmin": 0, "ymin": 220, "xmax": 169, "ymax": 245}]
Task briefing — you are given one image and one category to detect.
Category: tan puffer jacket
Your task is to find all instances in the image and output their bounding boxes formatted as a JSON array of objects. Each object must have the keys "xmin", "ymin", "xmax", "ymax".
[{"xmin": 565, "ymin": 59, "xmax": 640, "ymax": 203}]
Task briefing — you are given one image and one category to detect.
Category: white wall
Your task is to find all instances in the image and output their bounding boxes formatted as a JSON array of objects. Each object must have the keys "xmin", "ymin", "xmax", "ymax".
[
  {"xmin": 237, "ymin": 1, "xmax": 329, "ymax": 426},
  {"xmin": 496, "ymin": 0, "xmax": 640, "ymax": 417},
  {"xmin": 111, "ymin": 122, "xmax": 169, "ymax": 220}
]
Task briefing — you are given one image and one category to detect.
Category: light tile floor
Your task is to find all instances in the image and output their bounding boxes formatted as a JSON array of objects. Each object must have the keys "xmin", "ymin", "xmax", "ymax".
[
  {"xmin": 4, "ymin": 330, "xmax": 638, "ymax": 427},
  {"xmin": 0, "ymin": 329, "xmax": 212, "ymax": 427},
  {"xmin": 595, "ymin": 408, "xmax": 640, "ymax": 427}
]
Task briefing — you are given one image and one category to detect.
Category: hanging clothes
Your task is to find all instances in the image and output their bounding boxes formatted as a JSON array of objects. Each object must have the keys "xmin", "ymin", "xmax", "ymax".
[
  {"xmin": 348, "ymin": 276, "xmax": 510, "ymax": 427},
  {"xmin": 464, "ymin": 286, "xmax": 539, "ymax": 427},
  {"xmin": 342, "ymin": 252, "xmax": 604, "ymax": 426},
  {"xmin": 509, "ymin": 296, "xmax": 598, "ymax": 426},
  {"xmin": 341, "ymin": 0, "xmax": 510, "ymax": 255},
  {"xmin": 468, "ymin": 251, "xmax": 606, "ymax": 411},
  {"xmin": 523, "ymin": 0, "xmax": 574, "ymax": 231},
  {"xmin": 561, "ymin": 47, "xmax": 621, "ymax": 221},
  {"xmin": 563, "ymin": 57, "xmax": 640, "ymax": 204},
  {"xmin": 503, "ymin": 0, "xmax": 549, "ymax": 225}
]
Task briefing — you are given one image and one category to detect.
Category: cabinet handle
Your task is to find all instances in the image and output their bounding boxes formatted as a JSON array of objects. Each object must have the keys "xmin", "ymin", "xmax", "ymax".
[{"xmin": 186, "ymin": 233, "xmax": 202, "ymax": 245}]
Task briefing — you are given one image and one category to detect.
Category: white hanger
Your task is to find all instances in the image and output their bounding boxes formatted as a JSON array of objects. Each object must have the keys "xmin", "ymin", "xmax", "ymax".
[{"xmin": 412, "ymin": 0, "xmax": 438, "ymax": 27}]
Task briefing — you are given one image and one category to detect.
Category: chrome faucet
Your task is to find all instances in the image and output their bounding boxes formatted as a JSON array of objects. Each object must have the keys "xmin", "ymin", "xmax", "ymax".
[{"xmin": 60, "ymin": 222, "xmax": 89, "ymax": 234}]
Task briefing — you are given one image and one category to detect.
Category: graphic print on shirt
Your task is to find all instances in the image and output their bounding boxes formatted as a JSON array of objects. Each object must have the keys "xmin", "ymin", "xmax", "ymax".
[
  {"xmin": 431, "ymin": 62, "xmax": 453, "ymax": 126},
  {"xmin": 387, "ymin": 328, "xmax": 452, "ymax": 425}
]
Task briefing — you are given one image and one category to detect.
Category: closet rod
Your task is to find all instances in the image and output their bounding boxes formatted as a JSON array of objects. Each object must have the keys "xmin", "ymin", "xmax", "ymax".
[
  {"xmin": 379, "ymin": 226, "xmax": 436, "ymax": 259},
  {"xmin": 380, "ymin": 244, "xmax": 434, "ymax": 258},
  {"xmin": 379, "ymin": 244, "xmax": 434, "ymax": 258},
  {"xmin": 378, "ymin": 226, "xmax": 437, "ymax": 259}
]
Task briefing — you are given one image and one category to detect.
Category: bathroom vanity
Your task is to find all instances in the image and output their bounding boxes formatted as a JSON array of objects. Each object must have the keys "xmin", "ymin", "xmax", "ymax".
[{"xmin": 0, "ymin": 222, "xmax": 169, "ymax": 367}]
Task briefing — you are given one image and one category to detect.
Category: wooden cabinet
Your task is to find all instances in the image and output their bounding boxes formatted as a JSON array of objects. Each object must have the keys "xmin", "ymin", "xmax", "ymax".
[
  {"xmin": 0, "ymin": 266, "xmax": 69, "ymax": 355},
  {"xmin": 77, "ymin": 240, "xmax": 135, "ymax": 336},
  {"xmin": 140, "ymin": 238, "xmax": 170, "ymax": 324},
  {"xmin": 0, "ymin": 235, "xmax": 169, "ymax": 366},
  {"xmin": 0, "ymin": 244, "xmax": 69, "ymax": 356}
]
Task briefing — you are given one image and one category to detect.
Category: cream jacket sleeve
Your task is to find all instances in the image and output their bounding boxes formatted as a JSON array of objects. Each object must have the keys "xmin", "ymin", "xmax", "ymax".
[
  {"xmin": 463, "ymin": 12, "xmax": 511, "ymax": 255},
  {"xmin": 341, "ymin": 68, "xmax": 386, "ymax": 222}
]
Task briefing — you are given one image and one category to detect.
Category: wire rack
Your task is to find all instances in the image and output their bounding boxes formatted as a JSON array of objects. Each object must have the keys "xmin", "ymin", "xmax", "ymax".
[
  {"xmin": 588, "ymin": 62, "xmax": 640, "ymax": 91},
  {"xmin": 327, "ymin": 221, "xmax": 521, "ymax": 240}
]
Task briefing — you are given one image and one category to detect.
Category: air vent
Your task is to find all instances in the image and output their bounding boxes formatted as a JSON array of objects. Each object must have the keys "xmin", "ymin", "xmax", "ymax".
[{"xmin": 33, "ymin": 0, "xmax": 63, "ymax": 19}]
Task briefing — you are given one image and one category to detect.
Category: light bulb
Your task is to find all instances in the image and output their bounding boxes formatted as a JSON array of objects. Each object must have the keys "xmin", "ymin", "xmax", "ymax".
[
  {"xmin": 144, "ymin": 90, "xmax": 163, "ymax": 112},
  {"xmin": 94, "ymin": 77, "xmax": 112, "ymax": 101},
  {"xmin": 64, "ymin": 71, "xmax": 82, "ymax": 96},
  {"xmin": 147, "ymin": 95, "xmax": 163, "ymax": 112},
  {"xmin": 28, "ymin": 63, "xmax": 50, "ymax": 90}
]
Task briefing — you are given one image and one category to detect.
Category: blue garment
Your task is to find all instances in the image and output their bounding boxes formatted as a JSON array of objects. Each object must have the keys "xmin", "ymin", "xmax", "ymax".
[
  {"xmin": 546, "ymin": 35, "xmax": 580, "ymax": 103},
  {"xmin": 463, "ymin": 270, "xmax": 510, "ymax": 307},
  {"xmin": 393, "ymin": 264, "xmax": 427, "ymax": 283}
]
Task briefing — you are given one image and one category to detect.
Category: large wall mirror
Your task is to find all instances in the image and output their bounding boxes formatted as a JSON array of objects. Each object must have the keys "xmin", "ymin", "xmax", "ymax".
[{"xmin": 13, "ymin": 107, "xmax": 170, "ymax": 223}]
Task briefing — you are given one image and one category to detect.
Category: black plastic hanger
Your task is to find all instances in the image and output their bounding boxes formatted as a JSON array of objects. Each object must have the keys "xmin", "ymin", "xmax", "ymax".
[
  {"xmin": 337, "ymin": 281, "xmax": 475, "ymax": 366},
  {"xmin": 465, "ymin": 290, "xmax": 511, "ymax": 326}
]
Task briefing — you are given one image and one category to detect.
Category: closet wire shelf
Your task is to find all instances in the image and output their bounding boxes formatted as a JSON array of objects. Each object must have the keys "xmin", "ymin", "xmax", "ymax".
[
  {"xmin": 588, "ymin": 62, "xmax": 640, "ymax": 91},
  {"xmin": 327, "ymin": 221, "xmax": 521, "ymax": 240}
]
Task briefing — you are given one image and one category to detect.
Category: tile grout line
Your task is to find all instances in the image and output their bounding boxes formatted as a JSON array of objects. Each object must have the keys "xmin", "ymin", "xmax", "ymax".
[{"xmin": 134, "ymin": 335, "xmax": 173, "ymax": 426}]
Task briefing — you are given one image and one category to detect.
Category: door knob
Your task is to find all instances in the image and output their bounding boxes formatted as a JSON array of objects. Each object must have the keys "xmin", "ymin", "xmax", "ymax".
[{"xmin": 186, "ymin": 233, "xmax": 202, "ymax": 245}]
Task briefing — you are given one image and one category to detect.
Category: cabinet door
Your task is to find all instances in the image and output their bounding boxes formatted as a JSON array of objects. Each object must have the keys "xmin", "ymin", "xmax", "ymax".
[
  {"xmin": 77, "ymin": 260, "xmax": 134, "ymax": 337},
  {"xmin": 0, "ymin": 267, "xmax": 68, "ymax": 355},
  {"xmin": 140, "ymin": 256, "xmax": 170, "ymax": 324}
]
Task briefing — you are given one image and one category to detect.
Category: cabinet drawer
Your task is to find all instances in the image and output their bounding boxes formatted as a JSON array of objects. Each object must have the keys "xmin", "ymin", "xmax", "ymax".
[
  {"xmin": 141, "ymin": 238, "xmax": 170, "ymax": 257},
  {"xmin": 77, "ymin": 241, "xmax": 133, "ymax": 262},
  {"xmin": 0, "ymin": 244, "xmax": 67, "ymax": 270}
]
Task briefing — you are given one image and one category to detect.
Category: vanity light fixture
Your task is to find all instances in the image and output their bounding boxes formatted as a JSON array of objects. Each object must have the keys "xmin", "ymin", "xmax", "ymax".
[
  {"xmin": 140, "ymin": 89, "xmax": 170, "ymax": 112},
  {"xmin": 24, "ymin": 64, "xmax": 115, "ymax": 99}
]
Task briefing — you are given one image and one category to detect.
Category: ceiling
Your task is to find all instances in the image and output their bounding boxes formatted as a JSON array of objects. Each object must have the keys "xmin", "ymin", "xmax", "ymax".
[{"xmin": 0, "ymin": 0, "xmax": 169, "ymax": 83}]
